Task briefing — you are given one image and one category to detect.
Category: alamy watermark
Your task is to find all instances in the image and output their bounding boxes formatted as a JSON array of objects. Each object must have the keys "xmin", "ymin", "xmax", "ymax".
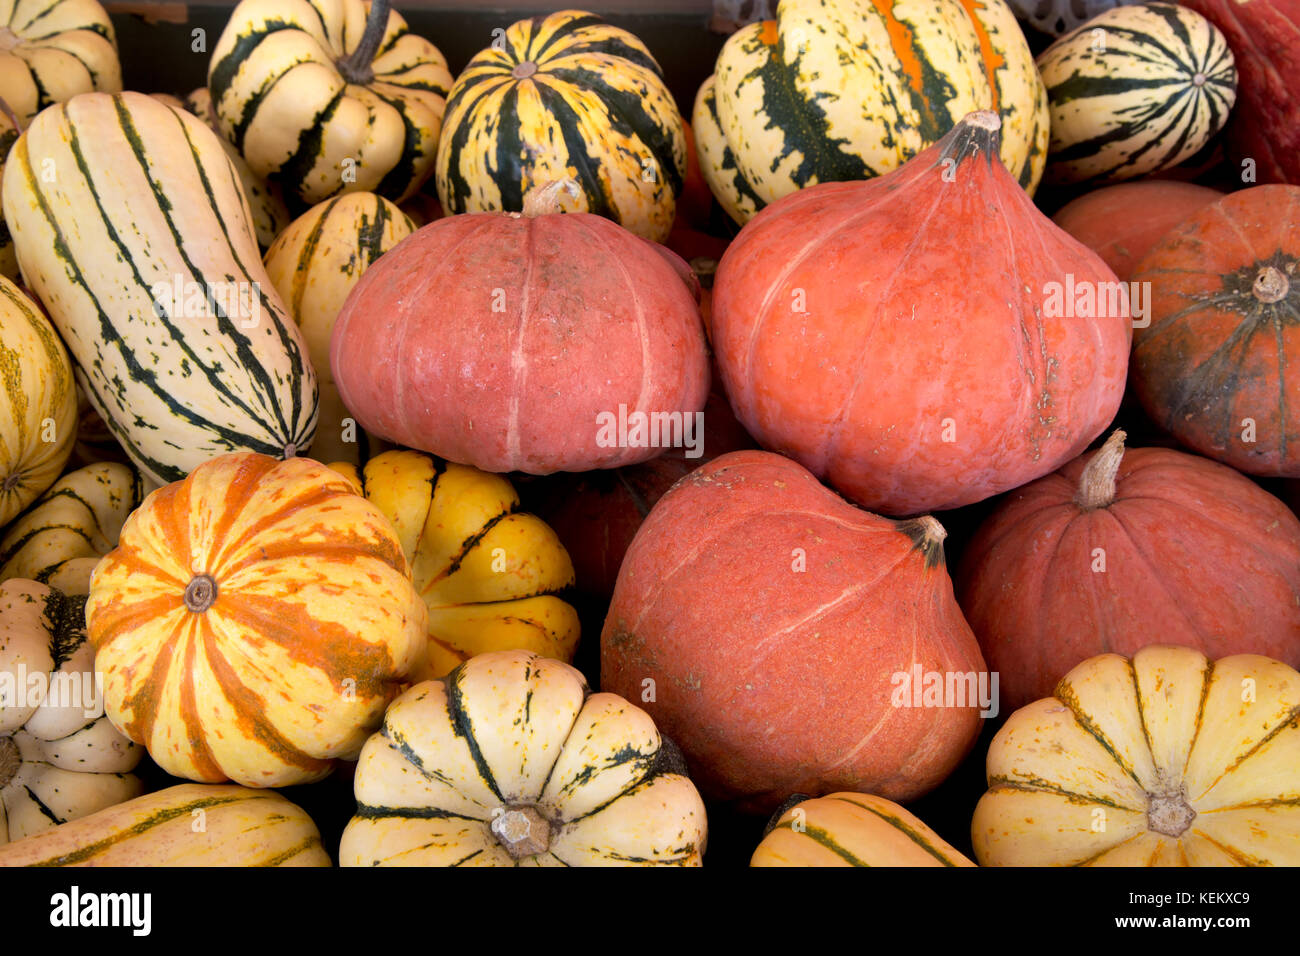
[
  {"xmin": 890, "ymin": 664, "xmax": 999, "ymax": 718},
  {"xmin": 595, "ymin": 404, "xmax": 705, "ymax": 458}
]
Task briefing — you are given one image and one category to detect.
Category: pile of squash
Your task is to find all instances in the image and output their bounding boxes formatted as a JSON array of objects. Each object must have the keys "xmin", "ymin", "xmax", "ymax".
[{"xmin": 0, "ymin": 0, "xmax": 1298, "ymax": 869}]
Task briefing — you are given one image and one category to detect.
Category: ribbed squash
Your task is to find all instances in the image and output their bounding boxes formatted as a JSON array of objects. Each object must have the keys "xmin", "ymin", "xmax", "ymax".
[
  {"xmin": 84, "ymin": 452, "xmax": 425, "ymax": 788},
  {"xmin": 1, "ymin": 91, "xmax": 318, "ymax": 486},
  {"xmin": 265, "ymin": 192, "xmax": 416, "ymax": 466},
  {"xmin": 1, "ymin": 579, "xmax": 142, "ymax": 844},
  {"xmin": 0, "ymin": 0, "xmax": 121, "ymax": 125},
  {"xmin": 693, "ymin": 0, "xmax": 1049, "ymax": 226},
  {"xmin": 0, "ymin": 462, "xmax": 143, "ymax": 595},
  {"xmin": 208, "ymin": 0, "xmax": 452, "ymax": 206},
  {"xmin": 1038, "ymin": 2, "xmax": 1237, "ymax": 185},
  {"xmin": 751, "ymin": 793, "xmax": 975, "ymax": 867},
  {"xmin": 339, "ymin": 650, "xmax": 708, "ymax": 866},
  {"xmin": 973, "ymin": 646, "xmax": 1300, "ymax": 866},
  {"xmin": 435, "ymin": 9, "xmax": 686, "ymax": 243},
  {"xmin": 0, "ymin": 783, "xmax": 330, "ymax": 865},
  {"xmin": 0, "ymin": 275, "xmax": 76, "ymax": 528},
  {"xmin": 330, "ymin": 450, "xmax": 579, "ymax": 680}
]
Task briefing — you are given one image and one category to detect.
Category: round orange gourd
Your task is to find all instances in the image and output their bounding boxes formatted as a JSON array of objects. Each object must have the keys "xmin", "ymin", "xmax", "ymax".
[{"xmin": 85, "ymin": 452, "xmax": 425, "ymax": 787}]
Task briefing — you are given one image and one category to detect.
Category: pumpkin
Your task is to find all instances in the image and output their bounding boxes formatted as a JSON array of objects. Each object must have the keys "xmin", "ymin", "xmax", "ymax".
[
  {"xmin": 0, "ymin": 275, "xmax": 77, "ymax": 528},
  {"xmin": 435, "ymin": 9, "xmax": 685, "ymax": 243},
  {"xmin": 957, "ymin": 430, "xmax": 1300, "ymax": 712},
  {"xmin": 1051, "ymin": 180, "xmax": 1224, "ymax": 282},
  {"xmin": 1181, "ymin": 0, "xmax": 1300, "ymax": 187},
  {"xmin": 0, "ymin": 782, "xmax": 330, "ymax": 865},
  {"xmin": 264, "ymin": 192, "xmax": 416, "ymax": 466},
  {"xmin": 0, "ymin": 0, "xmax": 121, "ymax": 126},
  {"xmin": 1037, "ymin": 3, "xmax": 1237, "ymax": 185},
  {"xmin": 751, "ymin": 793, "xmax": 975, "ymax": 867},
  {"xmin": 711, "ymin": 111, "xmax": 1131, "ymax": 516},
  {"xmin": 329, "ymin": 450, "xmax": 579, "ymax": 680},
  {"xmin": 338, "ymin": 649, "xmax": 708, "ymax": 866},
  {"xmin": 692, "ymin": 0, "xmax": 1049, "ymax": 226},
  {"xmin": 1, "ymin": 90, "xmax": 318, "ymax": 486},
  {"xmin": 330, "ymin": 181, "xmax": 710, "ymax": 475},
  {"xmin": 0, "ymin": 461, "xmax": 143, "ymax": 595},
  {"xmin": 84, "ymin": 452, "xmax": 426, "ymax": 788},
  {"xmin": 0, "ymin": 579, "xmax": 142, "ymax": 844},
  {"xmin": 601, "ymin": 450, "xmax": 988, "ymax": 814},
  {"xmin": 1131, "ymin": 184, "xmax": 1300, "ymax": 476},
  {"xmin": 973, "ymin": 646, "xmax": 1300, "ymax": 866},
  {"xmin": 208, "ymin": 0, "xmax": 452, "ymax": 206}
]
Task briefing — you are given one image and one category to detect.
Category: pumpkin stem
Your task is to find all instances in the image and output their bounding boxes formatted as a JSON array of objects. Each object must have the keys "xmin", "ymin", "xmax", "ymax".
[
  {"xmin": 897, "ymin": 515, "xmax": 947, "ymax": 569},
  {"xmin": 490, "ymin": 805, "xmax": 552, "ymax": 859},
  {"xmin": 1147, "ymin": 787, "xmax": 1197, "ymax": 838},
  {"xmin": 521, "ymin": 179, "xmax": 583, "ymax": 217},
  {"xmin": 0, "ymin": 735, "xmax": 19, "ymax": 789},
  {"xmin": 336, "ymin": 0, "xmax": 390, "ymax": 86},
  {"xmin": 937, "ymin": 110, "xmax": 1003, "ymax": 174},
  {"xmin": 1253, "ymin": 266, "xmax": 1290, "ymax": 304},
  {"xmin": 1, "ymin": 471, "xmax": 20, "ymax": 495},
  {"xmin": 184, "ymin": 574, "xmax": 218, "ymax": 613},
  {"xmin": 1075, "ymin": 430, "xmax": 1126, "ymax": 511}
]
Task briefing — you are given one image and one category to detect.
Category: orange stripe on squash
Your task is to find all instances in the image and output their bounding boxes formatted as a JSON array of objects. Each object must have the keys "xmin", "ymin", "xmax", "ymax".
[
  {"xmin": 956, "ymin": 0, "xmax": 1005, "ymax": 111},
  {"xmin": 870, "ymin": 0, "xmax": 937, "ymax": 129},
  {"xmin": 759, "ymin": 20, "xmax": 779, "ymax": 46}
]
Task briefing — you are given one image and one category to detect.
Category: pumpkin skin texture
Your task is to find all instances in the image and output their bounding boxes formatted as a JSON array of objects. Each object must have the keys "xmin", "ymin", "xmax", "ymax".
[
  {"xmin": 435, "ymin": 10, "xmax": 685, "ymax": 243},
  {"xmin": 0, "ymin": 579, "xmax": 143, "ymax": 845},
  {"xmin": 751, "ymin": 793, "xmax": 975, "ymax": 867},
  {"xmin": 956, "ymin": 431, "xmax": 1300, "ymax": 713},
  {"xmin": 339, "ymin": 649, "xmax": 708, "ymax": 867},
  {"xmin": 84, "ymin": 452, "xmax": 426, "ymax": 788},
  {"xmin": 329, "ymin": 450, "xmax": 580, "ymax": 680},
  {"xmin": 693, "ymin": 0, "xmax": 1049, "ymax": 226},
  {"xmin": 973, "ymin": 646, "xmax": 1300, "ymax": 866},
  {"xmin": 330, "ymin": 205, "xmax": 710, "ymax": 475},
  {"xmin": 712, "ymin": 112, "xmax": 1131, "ymax": 516},
  {"xmin": 1131, "ymin": 185, "xmax": 1300, "ymax": 476},
  {"xmin": 601, "ymin": 450, "xmax": 988, "ymax": 814},
  {"xmin": 0, "ymin": 0, "xmax": 121, "ymax": 126},
  {"xmin": 0, "ymin": 782, "xmax": 329, "ymax": 865},
  {"xmin": 1051, "ymin": 180, "xmax": 1224, "ymax": 282},
  {"xmin": 208, "ymin": 0, "xmax": 452, "ymax": 206},
  {"xmin": 0, "ymin": 275, "xmax": 77, "ymax": 528}
]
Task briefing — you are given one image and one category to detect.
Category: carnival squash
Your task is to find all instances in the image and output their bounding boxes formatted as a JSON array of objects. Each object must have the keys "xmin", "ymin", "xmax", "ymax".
[
  {"xmin": 339, "ymin": 649, "xmax": 708, "ymax": 866},
  {"xmin": 0, "ymin": 0, "xmax": 120, "ymax": 125},
  {"xmin": 84, "ymin": 452, "xmax": 425, "ymax": 788}
]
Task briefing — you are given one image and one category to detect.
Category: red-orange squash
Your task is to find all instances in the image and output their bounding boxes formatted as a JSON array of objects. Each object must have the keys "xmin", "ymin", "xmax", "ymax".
[
  {"xmin": 1131, "ymin": 184, "xmax": 1300, "ymax": 476},
  {"xmin": 711, "ymin": 111, "xmax": 1130, "ymax": 516},
  {"xmin": 600, "ymin": 450, "xmax": 988, "ymax": 814},
  {"xmin": 957, "ymin": 430, "xmax": 1300, "ymax": 712}
]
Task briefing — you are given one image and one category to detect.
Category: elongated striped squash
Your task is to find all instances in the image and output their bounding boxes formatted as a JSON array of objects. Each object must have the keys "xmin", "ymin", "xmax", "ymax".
[
  {"xmin": 694, "ymin": 0, "xmax": 1049, "ymax": 225},
  {"xmin": 435, "ymin": 9, "xmax": 686, "ymax": 243},
  {"xmin": 0, "ymin": 783, "xmax": 330, "ymax": 865},
  {"xmin": 0, "ymin": 275, "xmax": 76, "ymax": 527},
  {"xmin": 1038, "ymin": 2, "xmax": 1236, "ymax": 185},
  {"xmin": 265, "ymin": 193, "xmax": 415, "ymax": 465},
  {"xmin": 1, "ymin": 91, "xmax": 318, "ymax": 486},
  {"xmin": 752, "ymin": 793, "xmax": 976, "ymax": 866},
  {"xmin": 0, "ymin": 0, "xmax": 121, "ymax": 126},
  {"xmin": 339, "ymin": 650, "xmax": 707, "ymax": 867},
  {"xmin": 208, "ymin": 0, "xmax": 452, "ymax": 206}
]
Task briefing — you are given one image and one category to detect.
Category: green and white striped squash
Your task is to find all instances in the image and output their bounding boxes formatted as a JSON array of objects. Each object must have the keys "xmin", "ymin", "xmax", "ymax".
[
  {"xmin": 1038, "ymin": 2, "xmax": 1236, "ymax": 185},
  {"xmin": 208, "ymin": 0, "xmax": 452, "ymax": 207},
  {"xmin": 434, "ymin": 9, "xmax": 686, "ymax": 243},
  {"xmin": 693, "ymin": 0, "xmax": 1049, "ymax": 226},
  {"xmin": 0, "ymin": 0, "xmax": 121, "ymax": 126},
  {"xmin": 0, "ymin": 91, "xmax": 318, "ymax": 486},
  {"xmin": 264, "ymin": 192, "xmax": 416, "ymax": 466}
]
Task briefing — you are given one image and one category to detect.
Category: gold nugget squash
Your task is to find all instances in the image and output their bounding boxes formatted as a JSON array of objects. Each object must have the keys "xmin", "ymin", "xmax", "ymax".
[
  {"xmin": 85, "ymin": 452, "xmax": 425, "ymax": 788},
  {"xmin": 339, "ymin": 650, "xmax": 708, "ymax": 866},
  {"xmin": 973, "ymin": 646, "xmax": 1300, "ymax": 866}
]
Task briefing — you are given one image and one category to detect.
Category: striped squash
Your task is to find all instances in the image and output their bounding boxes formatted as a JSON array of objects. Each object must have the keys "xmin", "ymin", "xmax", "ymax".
[
  {"xmin": 973, "ymin": 646, "xmax": 1300, "ymax": 866},
  {"xmin": 0, "ymin": 0, "xmax": 121, "ymax": 126},
  {"xmin": 0, "ymin": 275, "xmax": 76, "ymax": 528},
  {"xmin": 0, "ymin": 461, "xmax": 143, "ymax": 595},
  {"xmin": 264, "ymin": 192, "xmax": 416, "ymax": 466},
  {"xmin": 0, "ymin": 783, "xmax": 330, "ymax": 865},
  {"xmin": 693, "ymin": 0, "xmax": 1049, "ymax": 226},
  {"xmin": 1038, "ymin": 2, "xmax": 1237, "ymax": 185},
  {"xmin": 435, "ymin": 9, "xmax": 686, "ymax": 243},
  {"xmin": 339, "ymin": 650, "xmax": 708, "ymax": 867},
  {"xmin": 752, "ymin": 793, "xmax": 976, "ymax": 866},
  {"xmin": 84, "ymin": 452, "xmax": 426, "ymax": 788},
  {"xmin": 330, "ymin": 450, "xmax": 579, "ymax": 680},
  {"xmin": 208, "ymin": 0, "xmax": 452, "ymax": 206},
  {"xmin": 0, "ymin": 91, "xmax": 318, "ymax": 486}
]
